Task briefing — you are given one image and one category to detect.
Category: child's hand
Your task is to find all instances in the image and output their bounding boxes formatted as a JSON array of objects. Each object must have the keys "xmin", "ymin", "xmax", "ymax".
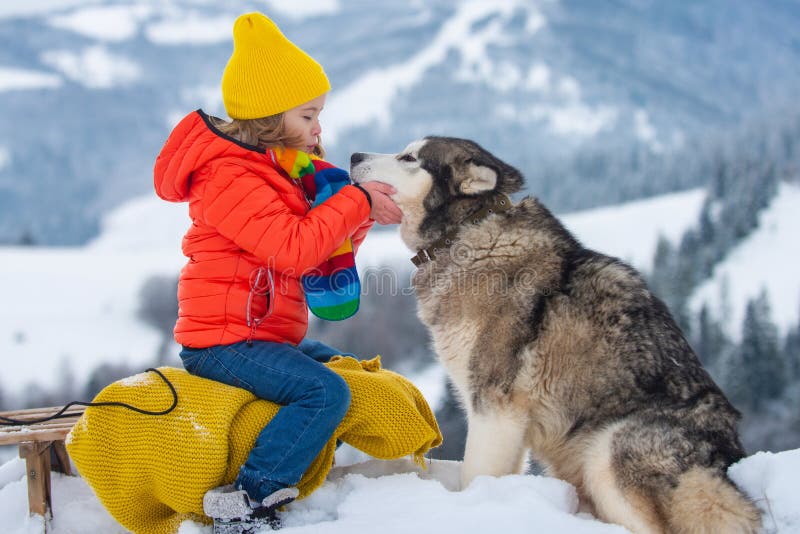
[{"xmin": 359, "ymin": 182, "xmax": 402, "ymax": 225}]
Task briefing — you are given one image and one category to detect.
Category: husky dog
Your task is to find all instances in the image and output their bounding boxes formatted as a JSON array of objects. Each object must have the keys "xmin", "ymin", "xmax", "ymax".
[{"xmin": 350, "ymin": 137, "xmax": 761, "ymax": 534}]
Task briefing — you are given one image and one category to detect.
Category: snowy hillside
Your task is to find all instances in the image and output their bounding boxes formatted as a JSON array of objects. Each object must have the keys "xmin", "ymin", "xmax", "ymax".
[
  {"xmin": 689, "ymin": 182, "xmax": 800, "ymax": 338},
  {"xmin": 2, "ymin": 0, "xmax": 800, "ymax": 244},
  {"xmin": 560, "ymin": 188, "xmax": 706, "ymax": 270},
  {"xmin": 0, "ymin": 187, "xmax": 707, "ymax": 401},
  {"xmin": 0, "ymin": 197, "xmax": 188, "ymax": 401},
  {"xmin": 2, "ymin": 448, "xmax": 799, "ymax": 533}
]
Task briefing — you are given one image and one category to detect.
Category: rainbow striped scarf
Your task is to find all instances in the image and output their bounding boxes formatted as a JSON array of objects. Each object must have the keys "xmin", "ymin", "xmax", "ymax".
[{"xmin": 272, "ymin": 147, "xmax": 360, "ymax": 321}]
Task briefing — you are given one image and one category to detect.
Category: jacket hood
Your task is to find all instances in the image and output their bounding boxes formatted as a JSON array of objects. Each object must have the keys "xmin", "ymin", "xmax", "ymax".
[{"xmin": 153, "ymin": 109, "xmax": 270, "ymax": 202}]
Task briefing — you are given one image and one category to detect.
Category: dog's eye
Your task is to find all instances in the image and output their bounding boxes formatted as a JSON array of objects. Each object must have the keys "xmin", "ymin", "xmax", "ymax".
[{"xmin": 399, "ymin": 153, "xmax": 417, "ymax": 163}]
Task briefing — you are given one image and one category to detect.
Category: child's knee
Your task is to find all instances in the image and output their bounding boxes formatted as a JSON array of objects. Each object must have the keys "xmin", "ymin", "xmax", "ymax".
[{"xmin": 320, "ymin": 372, "xmax": 351, "ymax": 417}]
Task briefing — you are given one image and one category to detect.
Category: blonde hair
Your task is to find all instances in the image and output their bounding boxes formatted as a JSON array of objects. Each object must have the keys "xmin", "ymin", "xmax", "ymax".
[{"xmin": 211, "ymin": 114, "xmax": 325, "ymax": 157}]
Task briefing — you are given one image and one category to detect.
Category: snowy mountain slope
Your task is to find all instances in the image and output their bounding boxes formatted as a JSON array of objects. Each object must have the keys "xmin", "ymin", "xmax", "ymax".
[
  {"xmin": 321, "ymin": 1, "xmax": 548, "ymax": 145},
  {"xmin": 560, "ymin": 188, "xmax": 706, "ymax": 270},
  {"xmin": 1, "ymin": 450, "xmax": 799, "ymax": 533},
  {"xmin": 0, "ymin": 187, "xmax": 707, "ymax": 400},
  {"xmin": 2, "ymin": 0, "xmax": 800, "ymax": 244},
  {"xmin": 0, "ymin": 199, "xmax": 185, "ymax": 402},
  {"xmin": 689, "ymin": 182, "xmax": 800, "ymax": 338}
]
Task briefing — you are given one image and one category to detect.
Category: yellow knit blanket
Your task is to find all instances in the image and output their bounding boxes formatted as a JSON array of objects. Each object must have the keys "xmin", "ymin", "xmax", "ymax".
[{"xmin": 66, "ymin": 356, "xmax": 442, "ymax": 534}]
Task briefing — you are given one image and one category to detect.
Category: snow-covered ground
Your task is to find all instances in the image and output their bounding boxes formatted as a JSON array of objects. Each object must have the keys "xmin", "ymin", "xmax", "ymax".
[
  {"xmin": 1, "ymin": 448, "xmax": 799, "ymax": 533},
  {"xmin": 0, "ymin": 188, "xmax": 707, "ymax": 400}
]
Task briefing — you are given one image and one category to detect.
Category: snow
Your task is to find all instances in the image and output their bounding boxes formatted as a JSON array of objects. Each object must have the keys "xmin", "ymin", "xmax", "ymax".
[
  {"xmin": 0, "ymin": 463, "xmax": 126, "ymax": 534},
  {"xmin": 0, "ymin": 67, "xmax": 62, "ymax": 92},
  {"xmin": 276, "ymin": 469, "xmax": 622, "ymax": 534},
  {"xmin": 146, "ymin": 0, "xmax": 344, "ymax": 45},
  {"xmin": 690, "ymin": 182, "xmax": 800, "ymax": 338},
  {"xmin": 0, "ymin": 456, "xmax": 25, "ymax": 488},
  {"xmin": 1, "ymin": 450, "xmax": 799, "ymax": 533},
  {"xmin": 262, "ymin": 0, "xmax": 341, "ymax": 20},
  {"xmin": 117, "ymin": 371, "xmax": 154, "ymax": 387},
  {"xmin": 401, "ymin": 360, "xmax": 448, "ymax": 409},
  {"xmin": 144, "ymin": 12, "xmax": 235, "ymax": 46},
  {"xmin": 7, "ymin": 0, "xmax": 339, "ymax": 47},
  {"xmin": 633, "ymin": 109, "xmax": 663, "ymax": 153},
  {"xmin": 496, "ymin": 71, "xmax": 620, "ymax": 138},
  {"xmin": 324, "ymin": 0, "xmax": 543, "ymax": 144},
  {"xmin": 0, "ymin": 245, "xmax": 179, "ymax": 395},
  {"xmin": 501, "ymin": 60, "xmax": 622, "ymax": 137},
  {"xmin": 0, "ymin": 0, "xmax": 87, "ymax": 20},
  {"xmin": 0, "ymin": 198, "xmax": 188, "ymax": 399},
  {"xmin": 561, "ymin": 188, "xmax": 707, "ymax": 270},
  {"xmin": 524, "ymin": 8, "xmax": 547, "ymax": 34},
  {"xmin": 179, "ymin": 413, "xmax": 210, "ymax": 438},
  {"xmin": 729, "ymin": 449, "xmax": 800, "ymax": 532},
  {"xmin": 86, "ymin": 194, "xmax": 190, "ymax": 252},
  {"xmin": 0, "ymin": 187, "xmax": 707, "ymax": 400},
  {"xmin": 0, "ymin": 146, "xmax": 10, "ymax": 170},
  {"xmin": 525, "ymin": 62, "xmax": 552, "ymax": 92},
  {"xmin": 180, "ymin": 85, "xmax": 225, "ymax": 118},
  {"xmin": 40, "ymin": 46, "xmax": 141, "ymax": 89},
  {"xmin": 47, "ymin": 5, "xmax": 153, "ymax": 42},
  {"xmin": 524, "ymin": 101, "xmax": 619, "ymax": 137}
]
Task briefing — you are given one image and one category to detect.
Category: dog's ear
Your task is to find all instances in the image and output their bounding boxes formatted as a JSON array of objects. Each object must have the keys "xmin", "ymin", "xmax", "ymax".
[
  {"xmin": 459, "ymin": 161, "xmax": 498, "ymax": 194},
  {"xmin": 497, "ymin": 161, "xmax": 524, "ymax": 195},
  {"xmin": 458, "ymin": 157, "xmax": 524, "ymax": 195}
]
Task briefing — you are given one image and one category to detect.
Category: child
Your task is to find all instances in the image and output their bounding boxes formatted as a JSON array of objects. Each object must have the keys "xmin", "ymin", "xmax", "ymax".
[{"xmin": 153, "ymin": 11, "xmax": 402, "ymax": 530}]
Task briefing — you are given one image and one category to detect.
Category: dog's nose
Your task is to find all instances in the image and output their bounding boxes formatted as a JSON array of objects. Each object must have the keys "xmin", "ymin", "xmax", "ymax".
[{"xmin": 350, "ymin": 153, "xmax": 366, "ymax": 167}]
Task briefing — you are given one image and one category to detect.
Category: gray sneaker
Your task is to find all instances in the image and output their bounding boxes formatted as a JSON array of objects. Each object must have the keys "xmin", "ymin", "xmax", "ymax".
[{"xmin": 203, "ymin": 485, "xmax": 299, "ymax": 533}]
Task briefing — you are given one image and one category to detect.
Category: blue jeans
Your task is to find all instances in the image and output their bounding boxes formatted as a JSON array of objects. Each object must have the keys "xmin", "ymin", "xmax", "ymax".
[{"xmin": 179, "ymin": 339, "xmax": 353, "ymax": 502}]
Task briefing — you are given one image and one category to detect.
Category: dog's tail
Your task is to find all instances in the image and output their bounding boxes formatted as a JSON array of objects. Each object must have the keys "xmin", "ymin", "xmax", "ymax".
[
  {"xmin": 583, "ymin": 421, "xmax": 762, "ymax": 533},
  {"xmin": 666, "ymin": 467, "xmax": 761, "ymax": 534}
]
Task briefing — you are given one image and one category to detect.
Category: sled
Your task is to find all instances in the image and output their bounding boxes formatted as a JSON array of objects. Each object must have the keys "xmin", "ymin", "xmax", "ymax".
[{"xmin": 0, "ymin": 406, "xmax": 84, "ymax": 530}]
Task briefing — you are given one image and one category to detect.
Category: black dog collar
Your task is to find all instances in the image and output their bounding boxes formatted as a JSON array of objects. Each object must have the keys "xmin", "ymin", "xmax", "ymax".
[{"xmin": 410, "ymin": 194, "xmax": 512, "ymax": 267}]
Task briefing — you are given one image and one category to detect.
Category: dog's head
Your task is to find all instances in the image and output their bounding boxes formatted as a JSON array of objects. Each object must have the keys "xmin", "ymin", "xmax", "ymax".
[{"xmin": 350, "ymin": 136, "xmax": 524, "ymax": 249}]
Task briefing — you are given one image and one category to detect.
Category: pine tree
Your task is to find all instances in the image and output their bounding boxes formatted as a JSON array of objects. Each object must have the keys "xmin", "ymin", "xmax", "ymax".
[
  {"xmin": 84, "ymin": 362, "xmax": 137, "ymax": 400},
  {"xmin": 649, "ymin": 236, "xmax": 677, "ymax": 306},
  {"xmin": 17, "ymin": 230, "xmax": 35, "ymax": 246},
  {"xmin": 694, "ymin": 304, "xmax": 730, "ymax": 371},
  {"xmin": 785, "ymin": 331, "xmax": 800, "ymax": 383},
  {"xmin": 710, "ymin": 155, "xmax": 729, "ymax": 200},
  {"xmin": 783, "ymin": 302, "xmax": 800, "ymax": 382},
  {"xmin": 137, "ymin": 275, "xmax": 179, "ymax": 364},
  {"xmin": 727, "ymin": 290, "xmax": 785, "ymax": 411},
  {"xmin": 697, "ymin": 201, "xmax": 716, "ymax": 277},
  {"xmin": 54, "ymin": 359, "xmax": 77, "ymax": 405}
]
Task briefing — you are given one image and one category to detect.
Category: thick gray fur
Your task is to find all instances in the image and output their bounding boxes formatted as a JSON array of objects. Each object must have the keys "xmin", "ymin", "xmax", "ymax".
[{"xmin": 351, "ymin": 137, "xmax": 762, "ymax": 534}]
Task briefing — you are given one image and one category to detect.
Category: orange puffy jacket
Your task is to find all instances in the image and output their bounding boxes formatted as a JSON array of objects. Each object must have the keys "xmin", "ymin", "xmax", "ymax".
[{"xmin": 154, "ymin": 110, "xmax": 373, "ymax": 348}]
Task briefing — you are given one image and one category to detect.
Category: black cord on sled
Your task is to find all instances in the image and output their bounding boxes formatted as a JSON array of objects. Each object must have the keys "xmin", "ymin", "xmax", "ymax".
[{"xmin": 0, "ymin": 368, "xmax": 178, "ymax": 426}]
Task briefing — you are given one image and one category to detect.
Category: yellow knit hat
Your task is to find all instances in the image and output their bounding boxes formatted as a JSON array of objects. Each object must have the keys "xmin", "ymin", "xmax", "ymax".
[{"xmin": 221, "ymin": 12, "xmax": 330, "ymax": 119}]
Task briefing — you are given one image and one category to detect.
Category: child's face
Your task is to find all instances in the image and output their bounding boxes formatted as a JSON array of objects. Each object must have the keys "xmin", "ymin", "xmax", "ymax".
[{"xmin": 283, "ymin": 93, "xmax": 327, "ymax": 153}]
